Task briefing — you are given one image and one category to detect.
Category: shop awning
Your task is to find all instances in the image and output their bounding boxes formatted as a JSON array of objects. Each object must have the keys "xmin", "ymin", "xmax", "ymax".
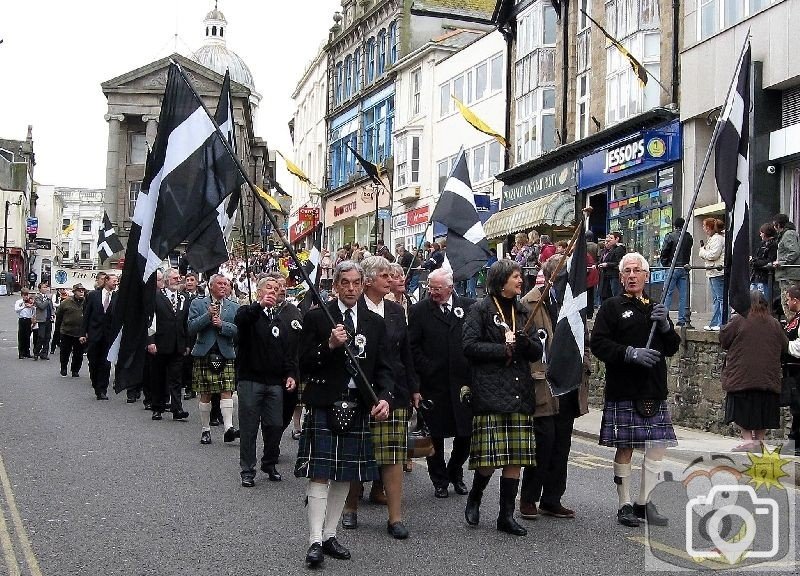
[{"xmin": 483, "ymin": 192, "xmax": 575, "ymax": 240}]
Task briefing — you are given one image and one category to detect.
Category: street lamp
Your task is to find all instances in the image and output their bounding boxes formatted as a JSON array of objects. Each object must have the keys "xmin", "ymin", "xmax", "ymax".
[{"xmin": 3, "ymin": 196, "xmax": 23, "ymax": 272}]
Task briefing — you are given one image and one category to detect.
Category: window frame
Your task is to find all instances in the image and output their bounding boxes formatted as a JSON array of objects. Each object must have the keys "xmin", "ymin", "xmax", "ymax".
[
  {"xmin": 82, "ymin": 219, "xmax": 91, "ymax": 233},
  {"xmin": 128, "ymin": 181, "xmax": 142, "ymax": 218},
  {"xmin": 439, "ymin": 52, "xmax": 504, "ymax": 117},
  {"xmin": 411, "ymin": 67, "xmax": 422, "ymax": 116},
  {"xmin": 362, "ymin": 95, "xmax": 395, "ymax": 165},
  {"xmin": 129, "ymin": 133, "xmax": 147, "ymax": 165}
]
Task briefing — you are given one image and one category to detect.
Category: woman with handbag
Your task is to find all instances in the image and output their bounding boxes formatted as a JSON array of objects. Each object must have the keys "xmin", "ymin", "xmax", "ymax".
[
  {"xmin": 461, "ymin": 259, "xmax": 543, "ymax": 537},
  {"xmin": 590, "ymin": 252, "xmax": 681, "ymax": 529}
]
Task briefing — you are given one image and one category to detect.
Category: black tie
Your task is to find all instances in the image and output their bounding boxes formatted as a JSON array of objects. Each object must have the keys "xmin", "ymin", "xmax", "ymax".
[
  {"xmin": 442, "ymin": 303, "xmax": 450, "ymax": 316},
  {"xmin": 170, "ymin": 293, "xmax": 177, "ymax": 312},
  {"xmin": 343, "ymin": 308, "xmax": 355, "ymax": 335}
]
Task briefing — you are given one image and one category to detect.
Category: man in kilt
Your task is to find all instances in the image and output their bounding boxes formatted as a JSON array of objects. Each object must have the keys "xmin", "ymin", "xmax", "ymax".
[
  {"xmin": 590, "ymin": 252, "xmax": 680, "ymax": 528},
  {"xmin": 188, "ymin": 274, "xmax": 239, "ymax": 445},
  {"xmin": 295, "ymin": 261, "xmax": 394, "ymax": 568},
  {"xmin": 341, "ymin": 256, "xmax": 419, "ymax": 539}
]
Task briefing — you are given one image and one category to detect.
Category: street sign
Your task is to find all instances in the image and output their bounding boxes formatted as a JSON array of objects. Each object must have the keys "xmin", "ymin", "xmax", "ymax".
[
  {"xmin": 26, "ymin": 217, "xmax": 38, "ymax": 235},
  {"xmin": 298, "ymin": 207, "xmax": 320, "ymax": 222},
  {"xmin": 35, "ymin": 238, "xmax": 52, "ymax": 250},
  {"xmin": 377, "ymin": 209, "xmax": 391, "ymax": 220}
]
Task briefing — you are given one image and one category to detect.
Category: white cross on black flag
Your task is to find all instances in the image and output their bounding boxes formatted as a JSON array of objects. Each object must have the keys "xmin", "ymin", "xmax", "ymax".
[{"xmin": 97, "ymin": 210, "xmax": 124, "ymax": 264}]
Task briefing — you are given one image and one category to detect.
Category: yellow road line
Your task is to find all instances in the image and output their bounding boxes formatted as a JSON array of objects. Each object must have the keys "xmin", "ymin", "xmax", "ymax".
[
  {"xmin": 0, "ymin": 497, "xmax": 21, "ymax": 576},
  {"xmin": 0, "ymin": 454, "xmax": 43, "ymax": 576}
]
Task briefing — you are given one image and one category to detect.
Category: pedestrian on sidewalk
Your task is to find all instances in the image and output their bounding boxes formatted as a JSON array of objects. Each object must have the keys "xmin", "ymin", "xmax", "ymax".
[
  {"xmin": 54, "ymin": 283, "xmax": 86, "ymax": 377},
  {"xmin": 660, "ymin": 218, "xmax": 694, "ymax": 328},
  {"xmin": 698, "ymin": 218, "xmax": 725, "ymax": 331},
  {"xmin": 14, "ymin": 287, "xmax": 35, "ymax": 358},
  {"xmin": 33, "ymin": 281, "xmax": 55, "ymax": 360},
  {"xmin": 590, "ymin": 252, "xmax": 680, "ymax": 529},
  {"xmin": 81, "ymin": 274, "xmax": 118, "ymax": 400}
]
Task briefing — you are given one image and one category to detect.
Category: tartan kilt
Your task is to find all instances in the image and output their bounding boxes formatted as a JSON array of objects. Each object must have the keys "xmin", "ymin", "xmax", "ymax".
[
  {"xmin": 294, "ymin": 407, "xmax": 380, "ymax": 482},
  {"xmin": 370, "ymin": 408, "xmax": 410, "ymax": 466},
  {"xmin": 192, "ymin": 356, "xmax": 236, "ymax": 394},
  {"xmin": 296, "ymin": 379, "xmax": 308, "ymax": 407},
  {"xmin": 469, "ymin": 412, "xmax": 536, "ymax": 469},
  {"xmin": 599, "ymin": 400, "xmax": 678, "ymax": 448}
]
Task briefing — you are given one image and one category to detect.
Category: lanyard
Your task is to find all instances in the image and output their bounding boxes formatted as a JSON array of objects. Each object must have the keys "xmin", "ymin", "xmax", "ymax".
[{"xmin": 491, "ymin": 296, "xmax": 516, "ymax": 332}]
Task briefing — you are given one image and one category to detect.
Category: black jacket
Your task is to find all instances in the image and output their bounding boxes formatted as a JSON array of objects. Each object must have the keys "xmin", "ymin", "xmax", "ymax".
[
  {"xmin": 590, "ymin": 294, "xmax": 681, "ymax": 401},
  {"xmin": 462, "ymin": 296, "xmax": 542, "ymax": 415},
  {"xmin": 751, "ymin": 237, "xmax": 778, "ymax": 283},
  {"xmin": 235, "ymin": 302, "xmax": 299, "ymax": 386},
  {"xmin": 408, "ymin": 296, "xmax": 475, "ymax": 437},
  {"xmin": 82, "ymin": 289, "xmax": 117, "ymax": 348},
  {"xmin": 300, "ymin": 299, "xmax": 394, "ymax": 408},
  {"xmin": 660, "ymin": 230, "xmax": 693, "ymax": 267},
  {"xmin": 147, "ymin": 290, "xmax": 188, "ymax": 355}
]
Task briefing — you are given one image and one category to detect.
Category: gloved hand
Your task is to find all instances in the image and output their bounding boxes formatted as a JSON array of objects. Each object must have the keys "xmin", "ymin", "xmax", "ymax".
[
  {"xmin": 514, "ymin": 331, "xmax": 542, "ymax": 361},
  {"xmin": 650, "ymin": 303, "xmax": 670, "ymax": 332},
  {"xmin": 624, "ymin": 346, "xmax": 661, "ymax": 368}
]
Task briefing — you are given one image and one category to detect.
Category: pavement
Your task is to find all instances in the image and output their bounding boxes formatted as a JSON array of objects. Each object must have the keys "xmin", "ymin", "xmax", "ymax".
[{"xmin": 0, "ymin": 292, "xmax": 798, "ymax": 575}]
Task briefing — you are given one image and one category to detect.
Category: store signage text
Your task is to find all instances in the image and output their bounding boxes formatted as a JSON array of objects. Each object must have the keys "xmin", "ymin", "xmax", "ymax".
[
  {"xmin": 604, "ymin": 139, "xmax": 645, "ymax": 173},
  {"xmin": 333, "ymin": 200, "xmax": 357, "ymax": 217},
  {"xmin": 393, "ymin": 205, "xmax": 429, "ymax": 229},
  {"xmin": 501, "ymin": 162, "xmax": 576, "ymax": 209}
]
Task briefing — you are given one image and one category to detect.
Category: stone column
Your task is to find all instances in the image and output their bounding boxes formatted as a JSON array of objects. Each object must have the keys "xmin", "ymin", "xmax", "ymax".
[
  {"xmin": 142, "ymin": 115, "xmax": 158, "ymax": 150},
  {"xmin": 104, "ymin": 113, "xmax": 124, "ymax": 224}
]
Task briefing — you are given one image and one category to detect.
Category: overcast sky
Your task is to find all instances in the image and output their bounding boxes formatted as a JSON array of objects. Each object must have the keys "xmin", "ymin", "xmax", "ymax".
[{"xmin": 0, "ymin": 0, "xmax": 340, "ymax": 189}]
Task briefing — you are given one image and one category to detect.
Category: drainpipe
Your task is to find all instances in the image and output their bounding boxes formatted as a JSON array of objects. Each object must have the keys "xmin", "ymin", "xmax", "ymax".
[
  {"xmin": 561, "ymin": 0, "xmax": 570, "ymax": 144},
  {"xmin": 672, "ymin": 0, "xmax": 680, "ymax": 105},
  {"xmin": 500, "ymin": 19, "xmax": 515, "ymax": 171}
]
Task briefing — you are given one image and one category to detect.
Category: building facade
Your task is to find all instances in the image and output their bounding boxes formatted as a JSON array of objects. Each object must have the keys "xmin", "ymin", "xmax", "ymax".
[
  {"xmin": 57, "ymin": 188, "xmax": 105, "ymax": 268},
  {"xmin": 0, "ymin": 129, "xmax": 35, "ymax": 291},
  {"xmin": 30, "ymin": 185, "xmax": 64, "ymax": 286}
]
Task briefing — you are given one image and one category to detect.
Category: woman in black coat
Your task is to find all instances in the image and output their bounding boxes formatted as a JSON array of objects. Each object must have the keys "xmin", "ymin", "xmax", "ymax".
[
  {"xmin": 750, "ymin": 222, "xmax": 778, "ymax": 302},
  {"xmin": 461, "ymin": 259, "xmax": 542, "ymax": 537}
]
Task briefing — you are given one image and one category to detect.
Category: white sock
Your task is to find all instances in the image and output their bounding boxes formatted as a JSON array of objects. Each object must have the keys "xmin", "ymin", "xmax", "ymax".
[
  {"xmin": 307, "ymin": 482, "xmax": 328, "ymax": 546},
  {"xmin": 198, "ymin": 401, "xmax": 211, "ymax": 432},
  {"xmin": 323, "ymin": 481, "xmax": 350, "ymax": 540},
  {"xmin": 220, "ymin": 398, "xmax": 234, "ymax": 430},
  {"xmin": 231, "ymin": 391, "xmax": 239, "ymax": 428},
  {"xmin": 614, "ymin": 462, "xmax": 632, "ymax": 508},
  {"xmin": 636, "ymin": 456, "xmax": 663, "ymax": 505}
]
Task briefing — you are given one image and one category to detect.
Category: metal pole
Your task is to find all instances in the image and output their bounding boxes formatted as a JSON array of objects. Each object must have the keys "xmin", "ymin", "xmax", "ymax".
[
  {"xmin": 374, "ymin": 184, "xmax": 379, "ymax": 252},
  {"xmin": 3, "ymin": 200, "xmax": 9, "ymax": 273}
]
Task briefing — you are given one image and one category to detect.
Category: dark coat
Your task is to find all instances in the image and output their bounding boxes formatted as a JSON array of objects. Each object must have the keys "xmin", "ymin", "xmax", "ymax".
[
  {"xmin": 599, "ymin": 244, "xmax": 626, "ymax": 297},
  {"xmin": 408, "ymin": 296, "xmax": 475, "ymax": 437},
  {"xmin": 147, "ymin": 290, "xmax": 189, "ymax": 355},
  {"xmin": 300, "ymin": 299, "xmax": 394, "ymax": 408},
  {"xmin": 235, "ymin": 302, "xmax": 300, "ymax": 386},
  {"xmin": 82, "ymin": 289, "xmax": 117, "ymax": 349},
  {"xmin": 461, "ymin": 296, "xmax": 542, "ymax": 415},
  {"xmin": 750, "ymin": 238, "xmax": 778, "ymax": 284},
  {"xmin": 720, "ymin": 313, "xmax": 787, "ymax": 394}
]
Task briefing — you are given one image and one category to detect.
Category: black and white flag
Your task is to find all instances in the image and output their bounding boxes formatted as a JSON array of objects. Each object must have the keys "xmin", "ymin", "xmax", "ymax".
[
  {"xmin": 546, "ymin": 225, "xmax": 588, "ymax": 396},
  {"xmin": 97, "ymin": 210, "xmax": 124, "ymax": 263},
  {"xmin": 299, "ymin": 224, "xmax": 324, "ymax": 312},
  {"xmin": 110, "ymin": 63, "xmax": 244, "ymax": 391},
  {"xmin": 432, "ymin": 149, "xmax": 491, "ymax": 282},
  {"xmin": 715, "ymin": 40, "xmax": 751, "ymax": 317},
  {"xmin": 185, "ymin": 69, "xmax": 242, "ymax": 273}
]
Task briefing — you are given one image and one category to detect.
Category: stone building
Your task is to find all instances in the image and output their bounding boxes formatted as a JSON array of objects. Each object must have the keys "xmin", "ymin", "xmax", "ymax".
[
  {"xmin": 56, "ymin": 187, "xmax": 105, "ymax": 268},
  {"xmin": 30, "ymin": 185, "xmax": 64, "ymax": 286},
  {"xmin": 0, "ymin": 127, "xmax": 35, "ymax": 290},
  {"xmin": 100, "ymin": 6, "xmax": 273, "ymax": 258}
]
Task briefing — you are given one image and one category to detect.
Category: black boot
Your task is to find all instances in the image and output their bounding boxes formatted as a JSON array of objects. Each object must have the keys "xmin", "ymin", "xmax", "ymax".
[
  {"xmin": 465, "ymin": 471, "xmax": 492, "ymax": 526},
  {"xmin": 497, "ymin": 477, "xmax": 527, "ymax": 536}
]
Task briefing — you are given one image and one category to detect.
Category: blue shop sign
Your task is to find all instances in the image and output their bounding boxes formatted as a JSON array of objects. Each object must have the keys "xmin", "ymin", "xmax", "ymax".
[{"xmin": 578, "ymin": 120, "xmax": 681, "ymax": 191}]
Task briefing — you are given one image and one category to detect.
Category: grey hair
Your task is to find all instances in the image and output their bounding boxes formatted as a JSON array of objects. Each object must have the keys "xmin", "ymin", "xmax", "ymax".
[
  {"xmin": 388, "ymin": 262, "xmax": 404, "ymax": 276},
  {"xmin": 618, "ymin": 252, "xmax": 649, "ymax": 272},
  {"xmin": 542, "ymin": 255, "xmax": 565, "ymax": 280},
  {"xmin": 256, "ymin": 276, "xmax": 279, "ymax": 290},
  {"xmin": 209, "ymin": 273, "xmax": 226, "ymax": 286},
  {"xmin": 361, "ymin": 255, "xmax": 391, "ymax": 282},
  {"xmin": 428, "ymin": 267, "xmax": 453, "ymax": 287},
  {"xmin": 333, "ymin": 260, "xmax": 364, "ymax": 284},
  {"xmin": 164, "ymin": 268, "xmax": 180, "ymax": 282}
]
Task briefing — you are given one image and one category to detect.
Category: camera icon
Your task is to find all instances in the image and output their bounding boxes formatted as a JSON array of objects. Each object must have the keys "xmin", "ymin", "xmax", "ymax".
[{"xmin": 686, "ymin": 485, "xmax": 779, "ymax": 564}]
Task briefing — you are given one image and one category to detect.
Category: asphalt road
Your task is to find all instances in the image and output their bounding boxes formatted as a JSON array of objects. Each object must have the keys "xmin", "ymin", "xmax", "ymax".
[{"xmin": 0, "ymin": 300, "xmax": 797, "ymax": 575}]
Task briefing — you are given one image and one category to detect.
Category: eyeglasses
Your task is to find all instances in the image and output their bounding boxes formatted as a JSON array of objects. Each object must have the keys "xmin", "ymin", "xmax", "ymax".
[{"xmin": 621, "ymin": 268, "xmax": 647, "ymax": 276}]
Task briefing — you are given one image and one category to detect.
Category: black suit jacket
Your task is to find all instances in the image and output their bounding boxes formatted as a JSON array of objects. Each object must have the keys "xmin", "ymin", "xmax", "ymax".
[
  {"xmin": 408, "ymin": 295, "xmax": 475, "ymax": 437},
  {"xmin": 82, "ymin": 289, "xmax": 117, "ymax": 349},
  {"xmin": 300, "ymin": 299, "xmax": 394, "ymax": 408},
  {"xmin": 148, "ymin": 290, "xmax": 188, "ymax": 355}
]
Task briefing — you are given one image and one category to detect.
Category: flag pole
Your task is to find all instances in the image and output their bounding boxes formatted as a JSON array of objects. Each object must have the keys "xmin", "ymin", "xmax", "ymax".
[
  {"xmin": 522, "ymin": 206, "xmax": 591, "ymax": 333},
  {"xmin": 237, "ymin": 192, "xmax": 253, "ymax": 304},
  {"xmin": 170, "ymin": 60, "xmax": 379, "ymax": 406},
  {"xmin": 644, "ymin": 32, "xmax": 751, "ymax": 348}
]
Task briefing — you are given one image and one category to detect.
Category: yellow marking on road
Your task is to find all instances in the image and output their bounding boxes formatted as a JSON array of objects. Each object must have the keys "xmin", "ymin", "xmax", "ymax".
[
  {"xmin": 0, "ymin": 497, "xmax": 21, "ymax": 576},
  {"xmin": 0, "ymin": 454, "xmax": 43, "ymax": 576},
  {"xmin": 569, "ymin": 449, "xmax": 615, "ymax": 469}
]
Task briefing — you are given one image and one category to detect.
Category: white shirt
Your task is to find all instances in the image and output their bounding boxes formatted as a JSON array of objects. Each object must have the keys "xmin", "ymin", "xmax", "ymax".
[
  {"xmin": 14, "ymin": 298, "xmax": 34, "ymax": 319},
  {"xmin": 440, "ymin": 295, "xmax": 454, "ymax": 314},
  {"xmin": 337, "ymin": 299, "xmax": 358, "ymax": 389},
  {"xmin": 363, "ymin": 295, "xmax": 385, "ymax": 318}
]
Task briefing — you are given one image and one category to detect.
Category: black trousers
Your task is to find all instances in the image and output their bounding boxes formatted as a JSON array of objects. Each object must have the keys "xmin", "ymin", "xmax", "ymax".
[
  {"xmin": 427, "ymin": 435, "xmax": 471, "ymax": 488},
  {"xmin": 33, "ymin": 321, "xmax": 52, "ymax": 358},
  {"xmin": 86, "ymin": 344, "xmax": 111, "ymax": 396},
  {"xmin": 261, "ymin": 387, "xmax": 298, "ymax": 466},
  {"xmin": 150, "ymin": 351, "xmax": 184, "ymax": 413},
  {"xmin": 59, "ymin": 335, "xmax": 84, "ymax": 375},
  {"xmin": 521, "ymin": 411, "xmax": 576, "ymax": 507},
  {"xmin": 182, "ymin": 355, "xmax": 194, "ymax": 393},
  {"xmin": 17, "ymin": 318, "xmax": 32, "ymax": 357}
]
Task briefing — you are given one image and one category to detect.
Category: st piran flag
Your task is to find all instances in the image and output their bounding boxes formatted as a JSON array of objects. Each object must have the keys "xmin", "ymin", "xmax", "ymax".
[
  {"xmin": 97, "ymin": 210, "xmax": 124, "ymax": 264},
  {"xmin": 109, "ymin": 63, "xmax": 244, "ymax": 391},
  {"xmin": 715, "ymin": 40, "xmax": 751, "ymax": 318},
  {"xmin": 432, "ymin": 149, "xmax": 491, "ymax": 282},
  {"xmin": 184, "ymin": 69, "xmax": 243, "ymax": 272},
  {"xmin": 546, "ymin": 225, "xmax": 588, "ymax": 396}
]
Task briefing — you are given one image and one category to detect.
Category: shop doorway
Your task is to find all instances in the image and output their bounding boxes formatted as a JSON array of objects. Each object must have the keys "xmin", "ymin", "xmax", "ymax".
[{"xmin": 587, "ymin": 191, "xmax": 607, "ymax": 239}]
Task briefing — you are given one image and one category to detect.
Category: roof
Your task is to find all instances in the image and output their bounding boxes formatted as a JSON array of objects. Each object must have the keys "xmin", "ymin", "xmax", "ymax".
[{"xmin": 411, "ymin": 0, "xmax": 496, "ymax": 22}]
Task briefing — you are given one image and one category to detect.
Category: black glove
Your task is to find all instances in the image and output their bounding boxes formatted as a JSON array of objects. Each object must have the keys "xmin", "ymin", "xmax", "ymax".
[
  {"xmin": 650, "ymin": 303, "xmax": 670, "ymax": 332},
  {"xmin": 624, "ymin": 346, "xmax": 661, "ymax": 368}
]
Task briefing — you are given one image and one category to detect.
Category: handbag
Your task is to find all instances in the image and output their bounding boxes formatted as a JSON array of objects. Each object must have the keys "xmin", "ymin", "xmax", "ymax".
[
  {"xmin": 407, "ymin": 410, "xmax": 435, "ymax": 459},
  {"xmin": 329, "ymin": 398, "xmax": 360, "ymax": 435},
  {"xmin": 635, "ymin": 399, "xmax": 660, "ymax": 418}
]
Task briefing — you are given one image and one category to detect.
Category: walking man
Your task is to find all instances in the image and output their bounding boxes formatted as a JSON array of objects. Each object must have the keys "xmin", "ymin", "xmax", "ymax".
[
  {"xmin": 33, "ymin": 282, "xmax": 55, "ymax": 360},
  {"xmin": 660, "ymin": 218, "xmax": 694, "ymax": 328},
  {"xmin": 54, "ymin": 283, "xmax": 86, "ymax": 377},
  {"xmin": 81, "ymin": 274, "xmax": 118, "ymax": 400}
]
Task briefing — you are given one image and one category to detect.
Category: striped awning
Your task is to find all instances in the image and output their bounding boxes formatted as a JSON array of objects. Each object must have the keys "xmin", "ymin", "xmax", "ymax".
[{"xmin": 483, "ymin": 192, "xmax": 575, "ymax": 240}]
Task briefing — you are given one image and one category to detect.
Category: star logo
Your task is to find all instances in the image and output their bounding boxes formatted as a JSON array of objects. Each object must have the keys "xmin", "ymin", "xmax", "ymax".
[{"xmin": 743, "ymin": 444, "xmax": 792, "ymax": 490}]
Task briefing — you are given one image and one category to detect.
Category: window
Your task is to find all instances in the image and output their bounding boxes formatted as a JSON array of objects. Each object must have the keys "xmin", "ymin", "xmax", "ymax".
[
  {"xmin": 62, "ymin": 218, "xmax": 70, "ymax": 229},
  {"xmin": 439, "ymin": 53, "xmax": 504, "ymax": 116},
  {"xmin": 362, "ymin": 96, "xmax": 394, "ymax": 164},
  {"xmin": 367, "ymin": 38, "xmax": 376, "ymax": 83},
  {"xmin": 329, "ymin": 132, "xmax": 357, "ymax": 189},
  {"xmin": 396, "ymin": 134, "xmax": 421, "ymax": 188},
  {"xmin": 128, "ymin": 181, "xmax": 141, "ymax": 217},
  {"xmin": 129, "ymin": 133, "xmax": 147, "ymax": 164},
  {"xmin": 80, "ymin": 242, "xmax": 91, "ymax": 260},
  {"xmin": 489, "ymin": 140, "xmax": 503, "ymax": 176},
  {"xmin": 335, "ymin": 62, "xmax": 344, "ymax": 104},
  {"xmin": 61, "ymin": 242, "xmax": 70, "ymax": 259},
  {"xmin": 605, "ymin": 32, "xmax": 660, "ymax": 125},
  {"xmin": 82, "ymin": 219, "xmax": 91, "ymax": 232},
  {"xmin": 344, "ymin": 55, "xmax": 353, "ymax": 99},
  {"xmin": 377, "ymin": 29, "xmax": 386, "ymax": 75},
  {"xmin": 576, "ymin": 73, "xmax": 590, "ymax": 139},
  {"xmin": 515, "ymin": 88, "xmax": 556, "ymax": 163},
  {"xmin": 578, "ymin": 0, "xmax": 590, "ymax": 29},
  {"xmin": 388, "ymin": 21, "xmax": 398, "ymax": 65},
  {"xmin": 491, "ymin": 55, "xmax": 504, "ymax": 91},
  {"xmin": 353, "ymin": 48, "xmax": 361, "ymax": 93},
  {"xmin": 440, "ymin": 83, "xmax": 450, "ymax": 117},
  {"xmin": 473, "ymin": 144, "xmax": 487, "ymax": 183},
  {"xmin": 411, "ymin": 68, "xmax": 422, "ymax": 115},
  {"xmin": 698, "ymin": 0, "xmax": 768, "ymax": 38},
  {"xmin": 475, "ymin": 62, "xmax": 488, "ymax": 101}
]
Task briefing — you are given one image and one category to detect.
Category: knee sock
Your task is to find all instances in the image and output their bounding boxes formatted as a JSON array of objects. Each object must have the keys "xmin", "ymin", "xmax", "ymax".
[
  {"xmin": 323, "ymin": 481, "xmax": 351, "ymax": 540},
  {"xmin": 307, "ymin": 482, "xmax": 328, "ymax": 546},
  {"xmin": 614, "ymin": 462, "xmax": 632, "ymax": 508},
  {"xmin": 220, "ymin": 398, "xmax": 234, "ymax": 430},
  {"xmin": 198, "ymin": 401, "xmax": 211, "ymax": 432},
  {"xmin": 636, "ymin": 456, "xmax": 663, "ymax": 505},
  {"xmin": 231, "ymin": 391, "xmax": 239, "ymax": 428}
]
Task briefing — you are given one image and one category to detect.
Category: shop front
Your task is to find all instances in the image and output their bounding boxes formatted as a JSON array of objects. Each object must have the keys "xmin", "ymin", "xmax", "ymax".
[
  {"xmin": 324, "ymin": 182, "xmax": 391, "ymax": 253},
  {"xmin": 391, "ymin": 205, "xmax": 430, "ymax": 252},
  {"xmin": 288, "ymin": 206, "xmax": 320, "ymax": 249},
  {"xmin": 577, "ymin": 118, "xmax": 682, "ymax": 283}
]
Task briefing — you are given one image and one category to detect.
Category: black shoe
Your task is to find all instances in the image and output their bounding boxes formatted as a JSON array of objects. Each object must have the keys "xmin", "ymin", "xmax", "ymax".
[
  {"xmin": 97, "ymin": 393, "xmax": 109, "ymax": 400},
  {"xmin": 387, "ymin": 521, "xmax": 409, "ymax": 540},
  {"xmin": 241, "ymin": 477, "xmax": 255, "ymax": 488},
  {"xmin": 305, "ymin": 542, "xmax": 324, "ymax": 568},
  {"xmin": 224, "ymin": 427, "xmax": 240, "ymax": 442},
  {"xmin": 71, "ymin": 373, "xmax": 79, "ymax": 378},
  {"xmin": 341, "ymin": 512, "xmax": 357, "ymax": 530},
  {"xmin": 32, "ymin": 356, "xmax": 39, "ymax": 361},
  {"xmin": 632, "ymin": 502, "xmax": 668, "ymax": 526},
  {"xmin": 22, "ymin": 354, "xmax": 33, "ymax": 359},
  {"xmin": 126, "ymin": 397, "xmax": 137, "ymax": 403},
  {"xmin": 210, "ymin": 417, "xmax": 223, "ymax": 427},
  {"xmin": 434, "ymin": 486, "xmax": 449, "ymax": 499},
  {"xmin": 152, "ymin": 411, "xmax": 162, "ymax": 421},
  {"xmin": 260, "ymin": 463, "xmax": 282, "ymax": 481},
  {"xmin": 172, "ymin": 410, "xmax": 189, "ymax": 420},
  {"xmin": 465, "ymin": 471, "xmax": 492, "ymax": 526},
  {"xmin": 452, "ymin": 479, "xmax": 468, "ymax": 495},
  {"xmin": 617, "ymin": 504, "xmax": 641, "ymax": 527},
  {"xmin": 60, "ymin": 369, "xmax": 67, "ymax": 377},
  {"xmin": 184, "ymin": 391, "xmax": 197, "ymax": 400},
  {"xmin": 321, "ymin": 537, "xmax": 351, "ymax": 560},
  {"xmin": 496, "ymin": 477, "xmax": 527, "ymax": 536},
  {"xmin": 200, "ymin": 431, "xmax": 212, "ymax": 445},
  {"xmin": 40, "ymin": 356, "xmax": 49, "ymax": 360},
  {"xmin": 143, "ymin": 401, "xmax": 152, "ymax": 410}
]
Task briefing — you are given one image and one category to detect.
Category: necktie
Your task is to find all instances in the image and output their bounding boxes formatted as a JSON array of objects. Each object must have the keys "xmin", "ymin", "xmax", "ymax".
[
  {"xmin": 343, "ymin": 308, "xmax": 355, "ymax": 335},
  {"xmin": 103, "ymin": 291, "xmax": 110, "ymax": 312},
  {"xmin": 170, "ymin": 293, "xmax": 177, "ymax": 312},
  {"xmin": 441, "ymin": 303, "xmax": 450, "ymax": 315}
]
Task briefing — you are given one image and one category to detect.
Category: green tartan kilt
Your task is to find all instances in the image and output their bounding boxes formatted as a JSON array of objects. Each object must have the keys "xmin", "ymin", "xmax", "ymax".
[
  {"xmin": 469, "ymin": 412, "xmax": 536, "ymax": 469},
  {"xmin": 192, "ymin": 356, "xmax": 236, "ymax": 394},
  {"xmin": 369, "ymin": 408, "xmax": 410, "ymax": 466}
]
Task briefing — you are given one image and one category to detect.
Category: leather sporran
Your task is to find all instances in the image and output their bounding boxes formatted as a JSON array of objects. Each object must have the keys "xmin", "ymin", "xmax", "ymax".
[
  {"xmin": 635, "ymin": 399, "xmax": 660, "ymax": 418},
  {"xmin": 329, "ymin": 398, "xmax": 360, "ymax": 435},
  {"xmin": 407, "ymin": 410, "xmax": 435, "ymax": 459},
  {"xmin": 207, "ymin": 353, "xmax": 226, "ymax": 374}
]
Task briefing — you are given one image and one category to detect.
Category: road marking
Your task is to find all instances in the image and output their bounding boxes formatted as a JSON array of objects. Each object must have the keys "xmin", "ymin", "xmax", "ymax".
[
  {"xmin": 0, "ymin": 498, "xmax": 21, "ymax": 576},
  {"xmin": 0, "ymin": 454, "xmax": 43, "ymax": 576}
]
